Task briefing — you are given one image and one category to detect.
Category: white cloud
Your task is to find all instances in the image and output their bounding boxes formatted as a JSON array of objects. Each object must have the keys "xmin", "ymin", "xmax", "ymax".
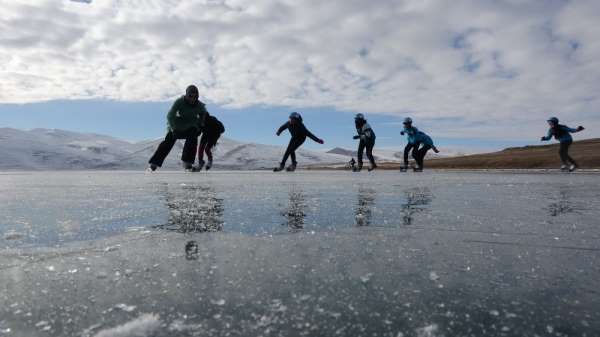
[{"xmin": 0, "ymin": 0, "xmax": 599, "ymax": 138}]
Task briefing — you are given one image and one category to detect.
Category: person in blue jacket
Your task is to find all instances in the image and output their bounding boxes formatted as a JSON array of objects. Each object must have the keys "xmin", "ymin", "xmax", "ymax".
[
  {"xmin": 400, "ymin": 117, "xmax": 439, "ymax": 171},
  {"xmin": 541, "ymin": 117, "xmax": 585, "ymax": 171},
  {"xmin": 400, "ymin": 117, "xmax": 418, "ymax": 170}
]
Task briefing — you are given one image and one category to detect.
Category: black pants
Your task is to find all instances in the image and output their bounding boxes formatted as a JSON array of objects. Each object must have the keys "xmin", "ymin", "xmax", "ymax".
[
  {"xmin": 149, "ymin": 129, "xmax": 198, "ymax": 167},
  {"xmin": 403, "ymin": 143, "xmax": 416, "ymax": 166},
  {"xmin": 413, "ymin": 144, "xmax": 432, "ymax": 168},
  {"xmin": 357, "ymin": 139, "xmax": 375, "ymax": 166},
  {"xmin": 198, "ymin": 134, "xmax": 220, "ymax": 161},
  {"xmin": 281, "ymin": 137, "xmax": 306, "ymax": 165},
  {"xmin": 559, "ymin": 141, "xmax": 577, "ymax": 166}
]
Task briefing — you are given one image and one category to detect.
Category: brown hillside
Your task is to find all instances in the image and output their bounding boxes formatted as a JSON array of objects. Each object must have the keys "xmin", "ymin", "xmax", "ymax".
[{"xmin": 376, "ymin": 138, "xmax": 600, "ymax": 170}]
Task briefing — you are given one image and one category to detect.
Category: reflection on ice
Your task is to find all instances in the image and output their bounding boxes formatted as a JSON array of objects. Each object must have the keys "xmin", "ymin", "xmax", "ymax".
[
  {"xmin": 546, "ymin": 187, "xmax": 582, "ymax": 217},
  {"xmin": 158, "ymin": 185, "xmax": 224, "ymax": 233},
  {"xmin": 282, "ymin": 187, "xmax": 306, "ymax": 232},
  {"xmin": 355, "ymin": 186, "xmax": 376, "ymax": 226},
  {"xmin": 401, "ymin": 187, "xmax": 432, "ymax": 226}
]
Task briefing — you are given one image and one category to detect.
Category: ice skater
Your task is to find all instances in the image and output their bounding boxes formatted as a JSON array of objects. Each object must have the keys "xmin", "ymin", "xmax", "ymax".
[
  {"xmin": 148, "ymin": 85, "xmax": 208, "ymax": 172},
  {"xmin": 274, "ymin": 112, "xmax": 324, "ymax": 172},
  {"xmin": 400, "ymin": 117, "xmax": 418, "ymax": 171},
  {"xmin": 195, "ymin": 114, "xmax": 225, "ymax": 171},
  {"xmin": 540, "ymin": 117, "xmax": 585, "ymax": 171},
  {"xmin": 400, "ymin": 117, "xmax": 438, "ymax": 171},
  {"xmin": 348, "ymin": 158, "xmax": 356, "ymax": 170},
  {"xmin": 352, "ymin": 113, "xmax": 377, "ymax": 172}
]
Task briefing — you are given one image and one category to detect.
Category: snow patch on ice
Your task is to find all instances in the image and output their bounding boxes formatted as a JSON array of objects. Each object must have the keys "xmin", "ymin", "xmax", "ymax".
[
  {"xmin": 429, "ymin": 271, "xmax": 440, "ymax": 281},
  {"xmin": 3, "ymin": 231, "xmax": 25, "ymax": 240},
  {"xmin": 114, "ymin": 304, "xmax": 137, "ymax": 312},
  {"xmin": 210, "ymin": 299, "xmax": 226, "ymax": 306},
  {"xmin": 92, "ymin": 313, "xmax": 160, "ymax": 337},
  {"xmin": 416, "ymin": 323, "xmax": 440, "ymax": 337}
]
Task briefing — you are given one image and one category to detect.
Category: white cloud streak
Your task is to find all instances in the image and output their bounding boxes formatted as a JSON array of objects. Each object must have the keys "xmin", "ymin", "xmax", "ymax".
[{"xmin": 1, "ymin": 0, "xmax": 599, "ymax": 138}]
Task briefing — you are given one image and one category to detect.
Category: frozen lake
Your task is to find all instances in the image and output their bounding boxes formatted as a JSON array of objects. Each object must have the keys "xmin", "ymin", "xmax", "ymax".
[{"xmin": 1, "ymin": 171, "xmax": 599, "ymax": 336}]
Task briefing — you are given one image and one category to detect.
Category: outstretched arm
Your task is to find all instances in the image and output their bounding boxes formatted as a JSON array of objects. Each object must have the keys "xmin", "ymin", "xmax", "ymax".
[
  {"xmin": 541, "ymin": 129, "xmax": 552, "ymax": 141},
  {"xmin": 304, "ymin": 125, "xmax": 323, "ymax": 143},
  {"xmin": 276, "ymin": 122, "xmax": 290, "ymax": 136}
]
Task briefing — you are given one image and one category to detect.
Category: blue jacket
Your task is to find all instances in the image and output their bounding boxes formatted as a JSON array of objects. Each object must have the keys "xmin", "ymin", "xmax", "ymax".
[
  {"xmin": 542, "ymin": 125, "xmax": 578, "ymax": 143},
  {"xmin": 415, "ymin": 131, "xmax": 434, "ymax": 147},
  {"xmin": 402, "ymin": 126, "xmax": 419, "ymax": 144}
]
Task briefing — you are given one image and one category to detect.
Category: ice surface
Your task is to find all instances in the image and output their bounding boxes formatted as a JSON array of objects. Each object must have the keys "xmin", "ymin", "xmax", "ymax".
[{"xmin": 1, "ymin": 171, "xmax": 600, "ymax": 336}]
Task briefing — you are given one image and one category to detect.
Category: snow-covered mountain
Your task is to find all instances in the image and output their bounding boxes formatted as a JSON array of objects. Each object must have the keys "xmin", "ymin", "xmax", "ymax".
[{"xmin": 0, "ymin": 128, "xmax": 348, "ymax": 170}]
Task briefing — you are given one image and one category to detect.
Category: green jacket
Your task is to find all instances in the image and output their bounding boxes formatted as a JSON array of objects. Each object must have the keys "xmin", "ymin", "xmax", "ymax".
[{"xmin": 166, "ymin": 96, "xmax": 208, "ymax": 134}]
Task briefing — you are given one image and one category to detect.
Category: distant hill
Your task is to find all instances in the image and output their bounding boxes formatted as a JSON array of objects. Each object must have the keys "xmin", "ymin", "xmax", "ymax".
[
  {"xmin": 0, "ymin": 128, "xmax": 348, "ymax": 170},
  {"xmin": 376, "ymin": 138, "xmax": 600, "ymax": 169},
  {"xmin": 326, "ymin": 146, "xmax": 451, "ymax": 162},
  {"xmin": 326, "ymin": 147, "xmax": 399, "ymax": 161}
]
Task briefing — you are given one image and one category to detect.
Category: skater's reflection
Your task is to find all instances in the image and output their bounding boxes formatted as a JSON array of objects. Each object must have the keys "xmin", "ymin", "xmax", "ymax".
[
  {"xmin": 158, "ymin": 185, "xmax": 224, "ymax": 232},
  {"xmin": 355, "ymin": 187, "xmax": 376, "ymax": 226},
  {"xmin": 547, "ymin": 187, "xmax": 579, "ymax": 217},
  {"xmin": 282, "ymin": 188, "xmax": 306, "ymax": 232},
  {"xmin": 401, "ymin": 187, "xmax": 432, "ymax": 226}
]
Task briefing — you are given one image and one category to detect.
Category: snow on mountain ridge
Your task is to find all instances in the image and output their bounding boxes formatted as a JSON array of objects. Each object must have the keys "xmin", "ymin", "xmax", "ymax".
[{"xmin": 0, "ymin": 128, "xmax": 347, "ymax": 170}]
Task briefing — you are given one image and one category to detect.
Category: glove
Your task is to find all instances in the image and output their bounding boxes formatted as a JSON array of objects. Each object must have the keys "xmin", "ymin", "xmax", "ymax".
[
  {"xmin": 276, "ymin": 132, "xmax": 281, "ymax": 136},
  {"xmin": 577, "ymin": 126, "xmax": 585, "ymax": 131},
  {"xmin": 353, "ymin": 135, "xmax": 360, "ymax": 140},
  {"xmin": 400, "ymin": 131, "xmax": 405, "ymax": 135},
  {"xmin": 318, "ymin": 139, "xmax": 324, "ymax": 144},
  {"xmin": 540, "ymin": 137, "xmax": 545, "ymax": 141}
]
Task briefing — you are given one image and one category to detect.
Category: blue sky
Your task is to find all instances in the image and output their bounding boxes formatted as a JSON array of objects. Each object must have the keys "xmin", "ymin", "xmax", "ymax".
[{"xmin": 1, "ymin": 0, "xmax": 599, "ymax": 154}]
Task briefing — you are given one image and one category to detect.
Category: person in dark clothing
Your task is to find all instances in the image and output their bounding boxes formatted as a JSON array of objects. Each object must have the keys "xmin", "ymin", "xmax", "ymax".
[
  {"xmin": 348, "ymin": 158, "xmax": 356, "ymax": 170},
  {"xmin": 274, "ymin": 112, "xmax": 324, "ymax": 172},
  {"xmin": 195, "ymin": 114, "xmax": 225, "ymax": 171},
  {"xmin": 352, "ymin": 113, "xmax": 377, "ymax": 172},
  {"xmin": 541, "ymin": 117, "xmax": 584, "ymax": 171},
  {"xmin": 148, "ymin": 85, "xmax": 208, "ymax": 171}
]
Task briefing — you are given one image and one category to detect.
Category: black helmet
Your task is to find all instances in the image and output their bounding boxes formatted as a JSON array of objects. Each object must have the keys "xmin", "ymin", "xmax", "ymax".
[
  {"xmin": 289, "ymin": 112, "xmax": 302, "ymax": 120},
  {"xmin": 547, "ymin": 117, "xmax": 559, "ymax": 124},
  {"xmin": 355, "ymin": 113, "xmax": 365, "ymax": 120}
]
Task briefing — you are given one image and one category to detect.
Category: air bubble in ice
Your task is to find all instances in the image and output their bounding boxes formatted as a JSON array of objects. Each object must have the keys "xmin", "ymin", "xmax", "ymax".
[
  {"xmin": 211, "ymin": 299, "xmax": 226, "ymax": 306},
  {"xmin": 114, "ymin": 304, "xmax": 137, "ymax": 312},
  {"xmin": 360, "ymin": 273, "xmax": 373, "ymax": 283}
]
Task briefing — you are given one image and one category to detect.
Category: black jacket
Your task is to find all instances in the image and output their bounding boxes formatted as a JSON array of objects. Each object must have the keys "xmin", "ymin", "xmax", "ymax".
[
  {"xmin": 203, "ymin": 115, "xmax": 225, "ymax": 138},
  {"xmin": 277, "ymin": 121, "xmax": 319, "ymax": 142}
]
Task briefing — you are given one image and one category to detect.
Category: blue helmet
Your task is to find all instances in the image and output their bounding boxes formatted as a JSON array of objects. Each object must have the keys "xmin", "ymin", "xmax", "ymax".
[
  {"xmin": 547, "ymin": 117, "xmax": 559, "ymax": 124},
  {"xmin": 289, "ymin": 112, "xmax": 302, "ymax": 120},
  {"xmin": 403, "ymin": 117, "xmax": 413, "ymax": 125}
]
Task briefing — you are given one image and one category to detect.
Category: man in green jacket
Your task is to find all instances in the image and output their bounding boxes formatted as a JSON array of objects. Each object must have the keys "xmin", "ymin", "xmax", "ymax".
[{"xmin": 148, "ymin": 85, "xmax": 208, "ymax": 171}]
